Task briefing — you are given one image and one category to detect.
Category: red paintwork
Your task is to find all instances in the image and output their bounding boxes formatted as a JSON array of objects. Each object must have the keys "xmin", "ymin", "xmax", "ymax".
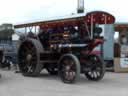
[
  {"xmin": 85, "ymin": 11, "xmax": 115, "ymax": 25},
  {"xmin": 39, "ymin": 20, "xmax": 81, "ymax": 30},
  {"xmin": 89, "ymin": 39, "xmax": 104, "ymax": 55},
  {"xmin": 90, "ymin": 39, "xmax": 104, "ymax": 49},
  {"xmin": 81, "ymin": 38, "xmax": 104, "ymax": 55}
]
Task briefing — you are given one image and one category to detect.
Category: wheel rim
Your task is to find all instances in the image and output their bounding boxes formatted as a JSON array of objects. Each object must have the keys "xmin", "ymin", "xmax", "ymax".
[
  {"xmin": 60, "ymin": 57, "xmax": 77, "ymax": 83},
  {"xmin": 85, "ymin": 55, "xmax": 105, "ymax": 81},
  {"xmin": 18, "ymin": 41, "xmax": 38, "ymax": 74}
]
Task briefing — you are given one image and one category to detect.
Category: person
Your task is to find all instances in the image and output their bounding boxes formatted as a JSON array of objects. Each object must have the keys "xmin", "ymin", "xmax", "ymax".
[
  {"xmin": 27, "ymin": 31, "xmax": 36, "ymax": 38},
  {"xmin": 19, "ymin": 34, "xmax": 26, "ymax": 41},
  {"xmin": 0, "ymin": 50, "xmax": 11, "ymax": 70},
  {"xmin": 38, "ymin": 29, "xmax": 50, "ymax": 49},
  {"xmin": 69, "ymin": 25, "xmax": 80, "ymax": 43},
  {"xmin": 121, "ymin": 35, "xmax": 127, "ymax": 45},
  {"xmin": 0, "ymin": 49, "xmax": 3, "ymax": 63}
]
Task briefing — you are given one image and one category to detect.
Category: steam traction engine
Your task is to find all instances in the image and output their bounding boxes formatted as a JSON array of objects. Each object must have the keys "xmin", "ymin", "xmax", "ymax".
[{"xmin": 14, "ymin": 11, "xmax": 115, "ymax": 83}]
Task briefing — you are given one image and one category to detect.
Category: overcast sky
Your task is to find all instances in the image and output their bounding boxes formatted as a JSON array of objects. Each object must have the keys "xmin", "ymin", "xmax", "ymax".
[{"xmin": 0, "ymin": 0, "xmax": 127, "ymax": 25}]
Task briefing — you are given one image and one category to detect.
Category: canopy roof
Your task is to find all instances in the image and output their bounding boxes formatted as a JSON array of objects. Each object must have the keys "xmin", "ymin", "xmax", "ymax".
[
  {"xmin": 115, "ymin": 23, "xmax": 128, "ymax": 32},
  {"xmin": 14, "ymin": 11, "xmax": 115, "ymax": 29}
]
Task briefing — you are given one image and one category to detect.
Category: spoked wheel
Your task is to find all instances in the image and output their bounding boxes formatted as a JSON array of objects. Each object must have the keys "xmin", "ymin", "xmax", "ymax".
[
  {"xmin": 18, "ymin": 39, "xmax": 43, "ymax": 76},
  {"xmin": 85, "ymin": 55, "xmax": 105, "ymax": 81},
  {"xmin": 59, "ymin": 54, "xmax": 80, "ymax": 84}
]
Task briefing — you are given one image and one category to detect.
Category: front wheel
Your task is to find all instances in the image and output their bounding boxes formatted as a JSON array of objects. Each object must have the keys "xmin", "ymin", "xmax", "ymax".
[
  {"xmin": 85, "ymin": 55, "xmax": 105, "ymax": 81},
  {"xmin": 58, "ymin": 54, "xmax": 80, "ymax": 84}
]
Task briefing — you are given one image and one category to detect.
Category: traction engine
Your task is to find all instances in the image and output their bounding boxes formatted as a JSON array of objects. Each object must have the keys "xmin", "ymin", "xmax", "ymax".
[{"xmin": 14, "ymin": 11, "xmax": 115, "ymax": 83}]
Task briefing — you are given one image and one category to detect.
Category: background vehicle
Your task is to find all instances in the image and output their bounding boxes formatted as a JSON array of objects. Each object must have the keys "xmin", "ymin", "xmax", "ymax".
[{"xmin": 0, "ymin": 24, "xmax": 17, "ymax": 69}]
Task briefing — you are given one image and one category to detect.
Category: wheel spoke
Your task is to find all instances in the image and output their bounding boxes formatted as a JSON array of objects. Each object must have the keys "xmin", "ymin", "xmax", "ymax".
[
  {"xmin": 64, "ymin": 71, "xmax": 75, "ymax": 81},
  {"xmin": 96, "ymin": 71, "xmax": 100, "ymax": 77},
  {"xmin": 93, "ymin": 71, "xmax": 97, "ymax": 78},
  {"xmin": 27, "ymin": 65, "xmax": 34, "ymax": 73},
  {"xmin": 90, "ymin": 72, "xmax": 94, "ymax": 78}
]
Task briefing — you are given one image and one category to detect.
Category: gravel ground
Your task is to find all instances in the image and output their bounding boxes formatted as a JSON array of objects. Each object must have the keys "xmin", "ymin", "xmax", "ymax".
[{"xmin": 0, "ymin": 70, "xmax": 128, "ymax": 96}]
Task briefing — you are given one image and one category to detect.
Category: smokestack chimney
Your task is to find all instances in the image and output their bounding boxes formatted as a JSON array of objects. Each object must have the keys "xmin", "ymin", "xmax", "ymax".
[{"xmin": 77, "ymin": 0, "xmax": 84, "ymax": 13}]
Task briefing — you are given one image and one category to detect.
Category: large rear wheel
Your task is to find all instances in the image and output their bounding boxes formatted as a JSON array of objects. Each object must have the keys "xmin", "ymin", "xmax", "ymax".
[
  {"xmin": 85, "ymin": 55, "xmax": 105, "ymax": 81},
  {"xmin": 18, "ymin": 38, "xmax": 44, "ymax": 76},
  {"xmin": 58, "ymin": 54, "xmax": 80, "ymax": 83}
]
